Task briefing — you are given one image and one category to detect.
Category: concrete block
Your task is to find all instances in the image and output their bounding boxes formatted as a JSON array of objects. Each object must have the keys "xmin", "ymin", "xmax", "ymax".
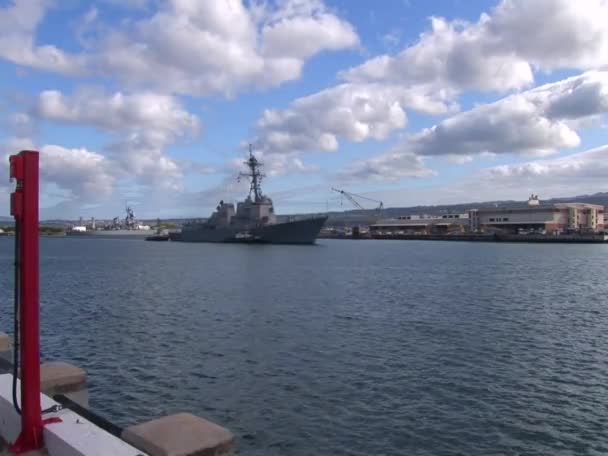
[
  {"xmin": 0, "ymin": 333, "xmax": 9, "ymax": 353},
  {"xmin": 0, "ymin": 333, "xmax": 11, "ymax": 366},
  {"xmin": 40, "ymin": 361, "xmax": 88, "ymax": 408},
  {"xmin": 122, "ymin": 412, "xmax": 234, "ymax": 456},
  {"xmin": 0, "ymin": 374, "xmax": 146, "ymax": 456}
]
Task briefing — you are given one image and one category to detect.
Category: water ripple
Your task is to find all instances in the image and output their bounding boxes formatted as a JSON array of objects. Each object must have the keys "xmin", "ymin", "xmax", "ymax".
[{"xmin": 1, "ymin": 238, "xmax": 608, "ymax": 455}]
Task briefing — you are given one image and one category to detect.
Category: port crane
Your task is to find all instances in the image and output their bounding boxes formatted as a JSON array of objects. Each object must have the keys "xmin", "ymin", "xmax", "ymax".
[
  {"xmin": 330, "ymin": 188, "xmax": 384, "ymax": 238},
  {"xmin": 331, "ymin": 188, "xmax": 384, "ymax": 211}
]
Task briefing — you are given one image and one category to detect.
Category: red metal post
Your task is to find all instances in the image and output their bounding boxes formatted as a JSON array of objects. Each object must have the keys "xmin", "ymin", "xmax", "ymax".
[{"xmin": 9, "ymin": 151, "xmax": 43, "ymax": 454}]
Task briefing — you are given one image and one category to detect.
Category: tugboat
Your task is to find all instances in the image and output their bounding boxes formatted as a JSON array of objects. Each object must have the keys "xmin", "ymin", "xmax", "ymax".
[
  {"xmin": 145, "ymin": 219, "xmax": 169, "ymax": 241},
  {"xmin": 175, "ymin": 145, "xmax": 327, "ymax": 244}
]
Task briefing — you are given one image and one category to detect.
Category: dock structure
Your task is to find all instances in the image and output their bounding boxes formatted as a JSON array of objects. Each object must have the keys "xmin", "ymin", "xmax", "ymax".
[
  {"xmin": 0, "ymin": 361, "xmax": 235, "ymax": 456},
  {"xmin": 368, "ymin": 196, "xmax": 606, "ymax": 240},
  {"xmin": 2, "ymin": 150, "xmax": 235, "ymax": 456}
]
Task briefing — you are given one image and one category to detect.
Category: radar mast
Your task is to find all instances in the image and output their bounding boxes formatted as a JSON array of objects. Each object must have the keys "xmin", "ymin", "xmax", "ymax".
[{"xmin": 239, "ymin": 144, "xmax": 265, "ymax": 202}]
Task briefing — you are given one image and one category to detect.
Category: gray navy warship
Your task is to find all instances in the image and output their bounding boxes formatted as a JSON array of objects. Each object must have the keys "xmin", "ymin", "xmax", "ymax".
[
  {"xmin": 66, "ymin": 206, "xmax": 153, "ymax": 239},
  {"xmin": 172, "ymin": 147, "xmax": 327, "ymax": 244}
]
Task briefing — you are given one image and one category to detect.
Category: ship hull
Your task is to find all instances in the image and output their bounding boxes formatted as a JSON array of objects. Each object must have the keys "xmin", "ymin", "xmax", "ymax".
[
  {"xmin": 176, "ymin": 216, "xmax": 327, "ymax": 244},
  {"xmin": 66, "ymin": 229, "xmax": 153, "ymax": 239}
]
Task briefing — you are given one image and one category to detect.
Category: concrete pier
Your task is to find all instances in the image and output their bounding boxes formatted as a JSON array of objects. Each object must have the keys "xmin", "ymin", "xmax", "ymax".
[
  {"xmin": 123, "ymin": 413, "xmax": 235, "ymax": 456},
  {"xmin": 0, "ymin": 356, "xmax": 236, "ymax": 456},
  {"xmin": 40, "ymin": 361, "xmax": 88, "ymax": 408},
  {"xmin": 0, "ymin": 374, "xmax": 145, "ymax": 456}
]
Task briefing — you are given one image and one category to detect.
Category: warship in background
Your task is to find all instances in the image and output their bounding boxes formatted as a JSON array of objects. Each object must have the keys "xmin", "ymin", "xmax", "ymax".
[
  {"xmin": 67, "ymin": 206, "xmax": 153, "ymax": 239},
  {"xmin": 171, "ymin": 146, "xmax": 327, "ymax": 244}
]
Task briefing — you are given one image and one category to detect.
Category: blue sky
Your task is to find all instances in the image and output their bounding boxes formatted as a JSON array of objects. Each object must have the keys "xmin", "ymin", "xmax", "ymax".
[{"xmin": 1, "ymin": 0, "xmax": 607, "ymax": 219}]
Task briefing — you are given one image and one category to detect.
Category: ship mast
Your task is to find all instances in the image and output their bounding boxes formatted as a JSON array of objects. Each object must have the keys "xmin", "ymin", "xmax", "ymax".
[{"xmin": 240, "ymin": 144, "xmax": 265, "ymax": 202}]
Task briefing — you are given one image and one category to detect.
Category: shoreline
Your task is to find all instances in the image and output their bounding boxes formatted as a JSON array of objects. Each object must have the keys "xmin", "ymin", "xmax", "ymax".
[{"xmin": 320, "ymin": 233, "xmax": 608, "ymax": 243}]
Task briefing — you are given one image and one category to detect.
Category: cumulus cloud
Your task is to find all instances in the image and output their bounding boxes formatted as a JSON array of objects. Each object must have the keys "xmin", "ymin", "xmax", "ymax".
[
  {"xmin": 343, "ymin": 16, "xmax": 533, "ymax": 93},
  {"xmin": 257, "ymin": 153, "xmax": 319, "ymax": 177},
  {"xmin": 338, "ymin": 71, "xmax": 608, "ymax": 181},
  {"xmin": 96, "ymin": 0, "xmax": 358, "ymax": 96},
  {"xmin": 34, "ymin": 89, "xmax": 200, "ymax": 142},
  {"xmin": 0, "ymin": 0, "xmax": 358, "ymax": 97},
  {"xmin": 409, "ymin": 71, "xmax": 608, "ymax": 157},
  {"xmin": 338, "ymin": 152, "xmax": 435, "ymax": 182},
  {"xmin": 0, "ymin": 0, "xmax": 86, "ymax": 75},
  {"xmin": 254, "ymin": 82, "xmax": 456, "ymax": 155},
  {"xmin": 103, "ymin": 132, "xmax": 184, "ymax": 191},
  {"xmin": 0, "ymin": 137, "xmax": 36, "ymax": 194},
  {"xmin": 39, "ymin": 144, "xmax": 114, "ymax": 198},
  {"xmin": 255, "ymin": 69, "xmax": 608, "ymax": 179},
  {"xmin": 31, "ymin": 88, "xmax": 205, "ymax": 191},
  {"xmin": 256, "ymin": 84, "xmax": 405, "ymax": 154},
  {"xmin": 252, "ymin": 0, "xmax": 608, "ymax": 159},
  {"xmin": 484, "ymin": 146, "xmax": 608, "ymax": 182},
  {"xmin": 352, "ymin": 145, "xmax": 608, "ymax": 208},
  {"xmin": 343, "ymin": 0, "xmax": 608, "ymax": 92},
  {"xmin": 0, "ymin": 137, "xmax": 113, "ymax": 200},
  {"xmin": 408, "ymin": 96, "xmax": 580, "ymax": 158},
  {"xmin": 486, "ymin": 0, "xmax": 608, "ymax": 71},
  {"xmin": 451, "ymin": 145, "xmax": 608, "ymax": 202}
]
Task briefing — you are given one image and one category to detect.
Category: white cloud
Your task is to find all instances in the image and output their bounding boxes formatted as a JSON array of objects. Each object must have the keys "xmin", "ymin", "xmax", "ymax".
[
  {"xmin": 0, "ymin": 0, "xmax": 358, "ymax": 96},
  {"xmin": 252, "ymin": 0, "xmax": 608, "ymax": 160},
  {"xmin": 409, "ymin": 95, "xmax": 581, "ymax": 158},
  {"xmin": 259, "ymin": 153, "xmax": 319, "ymax": 177},
  {"xmin": 39, "ymin": 145, "xmax": 114, "ymax": 198},
  {"xmin": 261, "ymin": 1, "xmax": 359, "ymax": 59},
  {"xmin": 354, "ymin": 145, "xmax": 608, "ymax": 208},
  {"xmin": 31, "ymin": 88, "xmax": 204, "ymax": 191},
  {"xmin": 487, "ymin": 0, "xmax": 608, "ymax": 71},
  {"xmin": 117, "ymin": 0, "xmax": 357, "ymax": 96},
  {"xmin": 104, "ymin": 132, "xmax": 184, "ymax": 191},
  {"xmin": 0, "ymin": 137, "xmax": 36, "ymax": 193},
  {"xmin": 339, "ymin": 152, "xmax": 435, "ymax": 182},
  {"xmin": 344, "ymin": 16, "xmax": 533, "ymax": 93},
  {"xmin": 260, "ymin": 71, "xmax": 608, "ymax": 181},
  {"xmin": 337, "ymin": 71, "xmax": 608, "ymax": 181},
  {"xmin": 35, "ymin": 89, "xmax": 200, "ymax": 142},
  {"xmin": 408, "ymin": 71, "xmax": 608, "ymax": 157},
  {"xmin": 0, "ymin": 0, "xmax": 86, "ymax": 75},
  {"xmin": 343, "ymin": 0, "xmax": 608, "ymax": 93},
  {"xmin": 484, "ymin": 146, "xmax": 608, "ymax": 182},
  {"xmin": 254, "ymin": 82, "xmax": 457, "ymax": 155},
  {"xmin": 449, "ymin": 145, "xmax": 608, "ymax": 202},
  {"xmin": 0, "ymin": 138, "xmax": 114, "ymax": 200}
]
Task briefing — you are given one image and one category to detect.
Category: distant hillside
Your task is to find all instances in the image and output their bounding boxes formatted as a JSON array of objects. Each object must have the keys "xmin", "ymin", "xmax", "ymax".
[{"xmin": 17, "ymin": 192, "xmax": 608, "ymax": 226}]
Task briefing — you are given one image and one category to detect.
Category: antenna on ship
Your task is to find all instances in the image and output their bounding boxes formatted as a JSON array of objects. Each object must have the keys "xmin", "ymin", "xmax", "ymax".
[{"xmin": 239, "ymin": 144, "xmax": 265, "ymax": 202}]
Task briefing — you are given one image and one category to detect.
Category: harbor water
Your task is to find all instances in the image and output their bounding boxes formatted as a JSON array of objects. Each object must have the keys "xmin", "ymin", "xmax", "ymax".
[{"xmin": 1, "ymin": 237, "xmax": 608, "ymax": 455}]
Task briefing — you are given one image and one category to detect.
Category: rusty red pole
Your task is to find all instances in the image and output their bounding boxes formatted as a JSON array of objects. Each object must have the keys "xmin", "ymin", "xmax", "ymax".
[{"xmin": 9, "ymin": 151, "xmax": 43, "ymax": 454}]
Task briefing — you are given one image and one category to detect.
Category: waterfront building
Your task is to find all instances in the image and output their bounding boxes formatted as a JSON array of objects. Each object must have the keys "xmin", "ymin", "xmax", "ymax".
[{"xmin": 370, "ymin": 196, "xmax": 605, "ymax": 236}]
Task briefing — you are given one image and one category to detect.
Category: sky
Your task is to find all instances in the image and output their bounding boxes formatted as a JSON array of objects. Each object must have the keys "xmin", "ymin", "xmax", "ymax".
[{"xmin": 1, "ymin": 0, "xmax": 607, "ymax": 219}]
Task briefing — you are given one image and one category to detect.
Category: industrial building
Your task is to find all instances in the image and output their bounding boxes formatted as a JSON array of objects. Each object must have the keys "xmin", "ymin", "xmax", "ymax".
[
  {"xmin": 369, "ymin": 213, "xmax": 470, "ymax": 235},
  {"xmin": 370, "ymin": 196, "xmax": 605, "ymax": 236}
]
